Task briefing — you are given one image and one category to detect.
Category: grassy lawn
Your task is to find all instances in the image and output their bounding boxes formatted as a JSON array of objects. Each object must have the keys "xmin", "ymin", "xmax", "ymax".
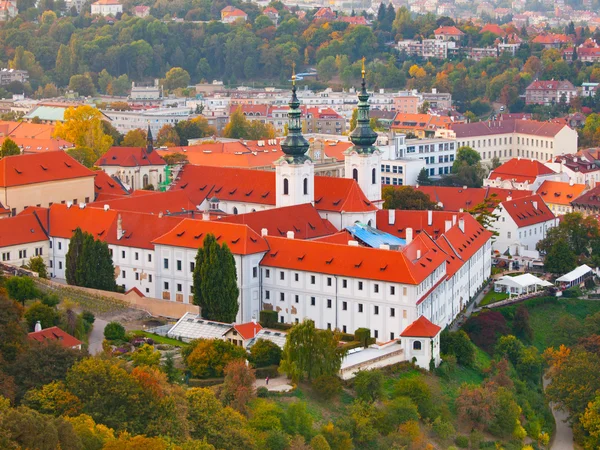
[
  {"xmin": 134, "ymin": 331, "xmax": 188, "ymax": 347},
  {"xmin": 514, "ymin": 297, "xmax": 600, "ymax": 351},
  {"xmin": 480, "ymin": 291, "xmax": 509, "ymax": 306}
]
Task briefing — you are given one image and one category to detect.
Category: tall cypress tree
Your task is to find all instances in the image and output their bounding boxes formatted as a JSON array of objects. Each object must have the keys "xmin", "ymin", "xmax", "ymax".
[
  {"xmin": 192, "ymin": 234, "xmax": 239, "ymax": 323},
  {"xmin": 65, "ymin": 228, "xmax": 84, "ymax": 286},
  {"xmin": 93, "ymin": 239, "xmax": 117, "ymax": 291}
]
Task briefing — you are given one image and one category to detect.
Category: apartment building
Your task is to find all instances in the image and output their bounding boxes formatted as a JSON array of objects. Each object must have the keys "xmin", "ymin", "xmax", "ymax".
[
  {"xmin": 525, "ymin": 80, "xmax": 577, "ymax": 105},
  {"xmin": 451, "ymin": 119, "xmax": 578, "ymax": 164}
]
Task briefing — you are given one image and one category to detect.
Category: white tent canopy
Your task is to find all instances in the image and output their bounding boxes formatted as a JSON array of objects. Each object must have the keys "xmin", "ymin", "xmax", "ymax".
[
  {"xmin": 556, "ymin": 264, "xmax": 593, "ymax": 283},
  {"xmin": 496, "ymin": 273, "xmax": 552, "ymax": 297},
  {"xmin": 556, "ymin": 264, "xmax": 593, "ymax": 286}
]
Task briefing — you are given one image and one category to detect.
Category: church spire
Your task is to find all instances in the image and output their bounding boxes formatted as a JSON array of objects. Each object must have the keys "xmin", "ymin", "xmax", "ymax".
[
  {"xmin": 146, "ymin": 123, "xmax": 153, "ymax": 154},
  {"xmin": 348, "ymin": 57, "xmax": 378, "ymax": 154},
  {"xmin": 280, "ymin": 63, "xmax": 310, "ymax": 164}
]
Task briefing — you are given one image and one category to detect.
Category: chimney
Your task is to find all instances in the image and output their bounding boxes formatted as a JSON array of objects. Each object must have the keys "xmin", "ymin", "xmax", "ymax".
[
  {"xmin": 452, "ymin": 215, "xmax": 457, "ymax": 225},
  {"xmin": 532, "ymin": 201, "xmax": 538, "ymax": 210},
  {"xmin": 445, "ymin": 220, "xmax": 452, "ymax": 232},
  {"xmin": 202, "ymin": 212, "xmax": 210, "ymax": 221},
  {"xmin": 117, "ymin": 214, "xmax": 124, "ymax": 240},
  {"xmin": 66, "ymin": 201, "xmax": 73, "ymax": 209},
  {"xmin": 388, "ymin": 209, "xmax": 395, "ymax": 225},
  {"xmin": 458, "ymin": 218, "xmax": 465, "ymax": 233},
  {"xmin": 569, "ymin": 179, "xmax": 574, "ymax": 186},
  {"xmin": 379, "ymin": 244, "xmax": 390, "ymax": 250},
  {"xmin": 462, "ymin": 185, "xmax": 467, "ymax": 190},
  {"xmin": 405, "ymin": 228, "xmax": 413, "ymax": 244},
  {"xmin": 287, "ymin": 231, "xmax": 294, "ymax": 239},
  {"xmin": 79, "ymin": 202, "xmax": 85, "ymax": 209},
  {"xmin": 348, "ymin": 240, "xmax": 359, "ymax": 246},
  {"xmin": 416, "ymin": 249, "xmax": 421, "ymax": 259},
  {"xmin": 427, "ymin": 210, "xmax": 433, "ymax": 226},
  {"xmin": 103, "ymin": 204, "xmax": 110, "ymax": 211},
  {"xmin": 34, "ymin": 321, "xmax": 42, "ymax": 332},
  {"xmin": 261, "ymin": 228, "xmax": 268, "ymax": 237}
]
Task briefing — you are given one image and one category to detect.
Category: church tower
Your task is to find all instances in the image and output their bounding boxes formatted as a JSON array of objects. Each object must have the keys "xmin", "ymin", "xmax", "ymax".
[
  {"xmin": 146, "ymin": 123, "xmax": 153, "ymax": 154},
  {"xmin": 344, "ymin": 59, "xmax": 382, "ymax": 205},
  {"xmin": 275, "ymin": 66, "xmax": 314, "ymax": 208}
]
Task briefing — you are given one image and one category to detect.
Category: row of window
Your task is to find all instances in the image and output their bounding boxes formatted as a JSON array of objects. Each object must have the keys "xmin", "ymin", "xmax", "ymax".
[
  {"xmin": 1, "ymin": 247, "xmax": 44, "ymax": 261},
  {"xmin": 264, "ymin": 268, "xmax": 406, "ymax": 295},
  {"xmin": 381, "ymin": 165, "xmax": 404, "ymax": 174},
  {"xmin": 382, "ymin": 177, "xmax": 404, "ymax": 186}
]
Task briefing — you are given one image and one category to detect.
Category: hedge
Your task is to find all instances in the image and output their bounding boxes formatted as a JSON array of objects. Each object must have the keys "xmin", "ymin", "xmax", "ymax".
[
  {"xmin": 188, "ymin": 377, "xmax": 224, "ymax": 387},
  {"xmin": 254, "ymin": 365, "xmax": 280, "ymax": 378},
  {"xmin": 259, "ymin": 310, "xmax": 278, "ymax": 328}
]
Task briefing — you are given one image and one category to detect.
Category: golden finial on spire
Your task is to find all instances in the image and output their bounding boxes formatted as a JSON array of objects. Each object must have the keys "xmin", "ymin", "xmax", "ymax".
[
  {"xmin": 292, "ymin": 62, "xmax": 296, "ymax": 86},
  {"xmin": 361, "ymin": 57, "xmax": 366, "ymax": 79}
]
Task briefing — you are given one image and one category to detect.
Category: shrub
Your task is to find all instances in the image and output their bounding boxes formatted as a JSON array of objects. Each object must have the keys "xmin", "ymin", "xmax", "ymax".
[
  {"xmin": 256, "ymin": 387, "xmax": 269, "ymax": 398},
  {"xmin": 248, "ymin": 339, "xmax": 282, "ymax": 368},
  {"xmin": 463, "ymin": 310, "xmax": 509, "ymax": 354},
  {"xmin": 394, "ymin": 377, "xmax": 435, "ymax": 419},
  {"xmin": 312, "ymin": 375, "xmax": 341, "ymax": 400},
  {"xmin": 562, "ymin": 286, "xmax": 583, "ymax": 298},
  {"xmin": 432, "ymin": 416, "xmax": 456, "ymax": 440},
  {"xmin": 183, "ymin": 338, "xmax": 246, "ymax": 378},
  {"xmin": 440, "ymin": 330, "xmax": 475, "ymax": 367},
  {"xmin": 455, "ymin": 436, "xmax": 469, "ymax": 448},
  {"xmin": 40, "ymin": 293, "xmax": 60, "ymax": 307},
  {"xmin": 82, "ymin": 311, "xmax": 95, "ymax": 324},
  {"xmin": 353, "ymin": 370, "xmax": 384, "ymax": 402},
  {"xmin": 354, "ymin": 328, "xmax": 371, "ymax": 347},
  {"xmin": 104, "ymin": 322, "xmax": 126, "ymax": 341},
  {"xmin": 380, "ymin": 396, "xmax": 419, "ymax": 433},
  {"xmin": 260, "ymin": 310, "xmax": 278, "ymax": 328},
  {"xmin": 585, "ymin": 278, "xmax": 595, "ymax": 290},
  {"xmin": 24, "ymin": 301, "xmax": 58, "ymax": 330}
]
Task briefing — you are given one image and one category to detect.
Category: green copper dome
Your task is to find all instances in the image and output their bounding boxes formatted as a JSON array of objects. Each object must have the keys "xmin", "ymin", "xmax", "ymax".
[
  {"xmin": 280, "ymin": 69, "xmax": 311, "ymax": 164},
  {"xmin": 348, "ymin": 61, "xmax": 378, "ymax": 155}
]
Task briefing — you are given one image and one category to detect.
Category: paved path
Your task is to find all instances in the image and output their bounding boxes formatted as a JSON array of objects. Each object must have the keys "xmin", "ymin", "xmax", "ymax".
[
  {"xmin": 544, "ymin": 376, "xmax": 574, "ymax": 450},
  {"xmin": 450, "ymin": 287, "xmax": 488, "ymax": 332},
  {"xmin": 88, "ymin": 318, "xmax": 108, "ymax": 355},
  {"xmin": 255, "ymin": 376, "xmax": 293, "ymax": 392}
]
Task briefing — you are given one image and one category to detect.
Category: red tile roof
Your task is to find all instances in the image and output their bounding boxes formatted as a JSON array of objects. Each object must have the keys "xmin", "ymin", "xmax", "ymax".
[
  {"xmin": 94, "ymin": 171, "xmax": 129, "ymax": 198},
  {"xmin": 28, "ymin": 326, "xmax": 82, "ymax": 348},
  {"xmin": 48, "ymin": 203, "xmax": 118, "ymax": 241},
  {"xmin": 434, "ymin": 25, "xmax": 464, "ymax": 36},
  {"xmin": 451, "ymin": 119, "xmax": 569, "ymax": 138},
  {"xmin": 526, "ymin": 80, "xmax": 576, "ymax": 91},
  {"xmin": 261, "ymin": 234, "xmax": 446, "ymax": 285},
  {"xmin": 400, "ymin": 316, "xmax": 441, "ymax": 337},
  {"xmin": 172, "ymin": 165, "xmax": 376, "ymax": 213},
  {"xmin": 532, "ymin": 33, "xmax": 572, "ymax": 45},
  {"xmin": 234, "ymin": 322, "xmax": 263, "ymax": 340},
  {"xmin": 488, "ymin": 158, "xmax": 556, "ymax": 184},
  {"xmin": 569, "ymin": 185, "xmax": 600, "ymax": 209},
  {"xmin": 152, "ymin": 219, "xmax": 269, "ymax": 255},
  {"xmin": 96, "ymin": 147, "xmax": 166, "ymax": 168},
  {"xmin": 480, "ymin": 23, "xmax": 506, "ymax": 36},
  {"xmin": 0, "ymin": 213, "xmax": 48, "ymax": 247},
  {"xmin": 337, "ymin": 16, "xmax": 367, "ymax": 25},
  {"xmin": 413, "ymin": 185, "xmax": 532, "ymax": 211},
  {"xmin": 0, "ymin": 136, "xmax": 74, "ymax": 154},
  {"xmin": 0, "ymin": 151, "xmax": 94, "ymax": 187},
  {"xmin": 536, "ymin": 180, "xmax": 586, "ymax": 206},
  {"xmin": 219, "ymin": 203, "xmax": 337, "ymax": 240},
  {"xmin": 392, "ymin": 113, "xmax": 455, "ymax": 132},
  {"xmin": 89, "ymin": 190, "xmax": 197, "ymax": 215},
  {"xmin": 501, "ymin": 194, "xmax": 556, "ymax": 227},
  {"xmin": 311, "ymin": 230, "xmax": 354, "ymax": 244}
]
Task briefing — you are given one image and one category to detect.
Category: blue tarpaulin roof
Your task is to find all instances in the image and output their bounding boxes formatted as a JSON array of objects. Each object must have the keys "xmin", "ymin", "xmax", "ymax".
[{"xmin": 346, "ymin": 222, "xmax": 406, "ymax": 249}]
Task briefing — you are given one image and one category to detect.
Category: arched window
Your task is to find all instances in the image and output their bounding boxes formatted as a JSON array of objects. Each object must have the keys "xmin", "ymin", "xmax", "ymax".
[
  {"xmin": 143, "ymin": 174, "xmax": 149, "ymax": 187},
  {"xmin": 283, "ymin": 178, "xmax": 289, "ymax": 195},
  {"xmin": 303, "ymin": 177, "xmax": 308, "ymax": 195},
  {"xmin": 372, "ymin": 168, "xmax": 376, "ymax": 184},
  {"xmin": 413, "ymin": 340, "xmax": 422, "ymax": 351},
  {"xmin": 159, "ymin": 174, "xmax": 163, "ymax": 183},
  {"xmin": 233, "ymin": 207, "xmax": 238, "ymax": 215},
  {"xmin": 352, "ymin": 168, "xmax": 358, "ymax": 182},
  {"xmin": 367, "ymin": 220, "xmax": 372, "ymax": 227}
]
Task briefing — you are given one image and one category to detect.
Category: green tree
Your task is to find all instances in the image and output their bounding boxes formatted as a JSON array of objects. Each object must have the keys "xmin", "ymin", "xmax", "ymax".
[
  {"xmin": 513, "ymin": 305, "xmax": 533, "ymax": 343},
  {"xmin": 440, "ymin": 330, "xmax": 475, "ymax": 367},
  {"xmin": 67, "ymin": 147, "xmax": 96, "ymax": 168},
  {"xmin": 104, "ymin": 321, "xmax": 125, "ymax": 341},
  {"xmin": 280, "ymin": 319, "xmax": 346, "ymax": 382},
  {"xmin": 416, "ymin": 167, "xmax": 432, "ymax": 186},
  {"xmin": 349, "ymin": 109, "xmax": 357, "ymax": 131},
  {"xmin": 545, "ymin": 238, "xmax": 576, "ymax": 274},
  {"xmin": 175, "ymin": 117, "xmax": 216, "ymax": 145},
  {"xmin": 451, "ymin": 146, "xmax": 485, "ymax": 188},
  {"xmin": 54, "ymin": 44, "xmax": 72, "ymax": 87},
  {"xmin": 25, "ymin": 256, "xmax": 47, "ymax": 278},
  {"xmin": 0, "ymin": 294, "xmax": 26, "ymax": 363},
  {"xmin": 317, "ymin": 56, "xmax": 337, "ymax": 82},
  {"xmin": 163, "ymin": 67, "xmax": 191, "ymax": 91},
  {"xmin": 381, "ymin": 397, "xmax": 419, "ymax": 433},
  {"xmin": 282, "ymin": 402, "xmax": 314, "ymax": 441},
  {"xmin": 97, "ymin": 69, "xmax": 113, "ymax": 94},
  {"xmin": 353, "ymin": 369, "xmax": 384, "ymax": 402},
  {"xmin": 0, "ymin": 138, "xmax": 20, "ymax": 158},
  {"xmin": 10, "ymin": 341, "xmax": 81, "ymax": 402},
  {"xmin": 68, "ymin": 74, "xmax": 95, "ymax": 96},
  {"xmin": 24, "ymin": 301, "xmax": 58, "ymax": 331},
  {"xmin": 248, "ymin": 338, "xmax": 282, "ymax": 368},
  {"xmin": 65, "ymin": 228, "xmax": 84, "ymax": 286},
  {"xmin": 5, "ymin": 276, "xmax": 39, "ymax": 306},
  {"xmin": 467, "ymin": 194, "xmax": 500, "ymax": 235},
  {"xmin": 156, "ymin": 124, "xmax": 180, "ymax": 147},
  {"xmin": 192, "ymin": 234, "xmax": 239, "ymax": 323},
  {"xmin": 382, "ymin": 185, "xmax": 438, "ymax": 210},
  {"xmin": 223, "ymin": 107, "xmax": 275, "ymax": 140}
]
